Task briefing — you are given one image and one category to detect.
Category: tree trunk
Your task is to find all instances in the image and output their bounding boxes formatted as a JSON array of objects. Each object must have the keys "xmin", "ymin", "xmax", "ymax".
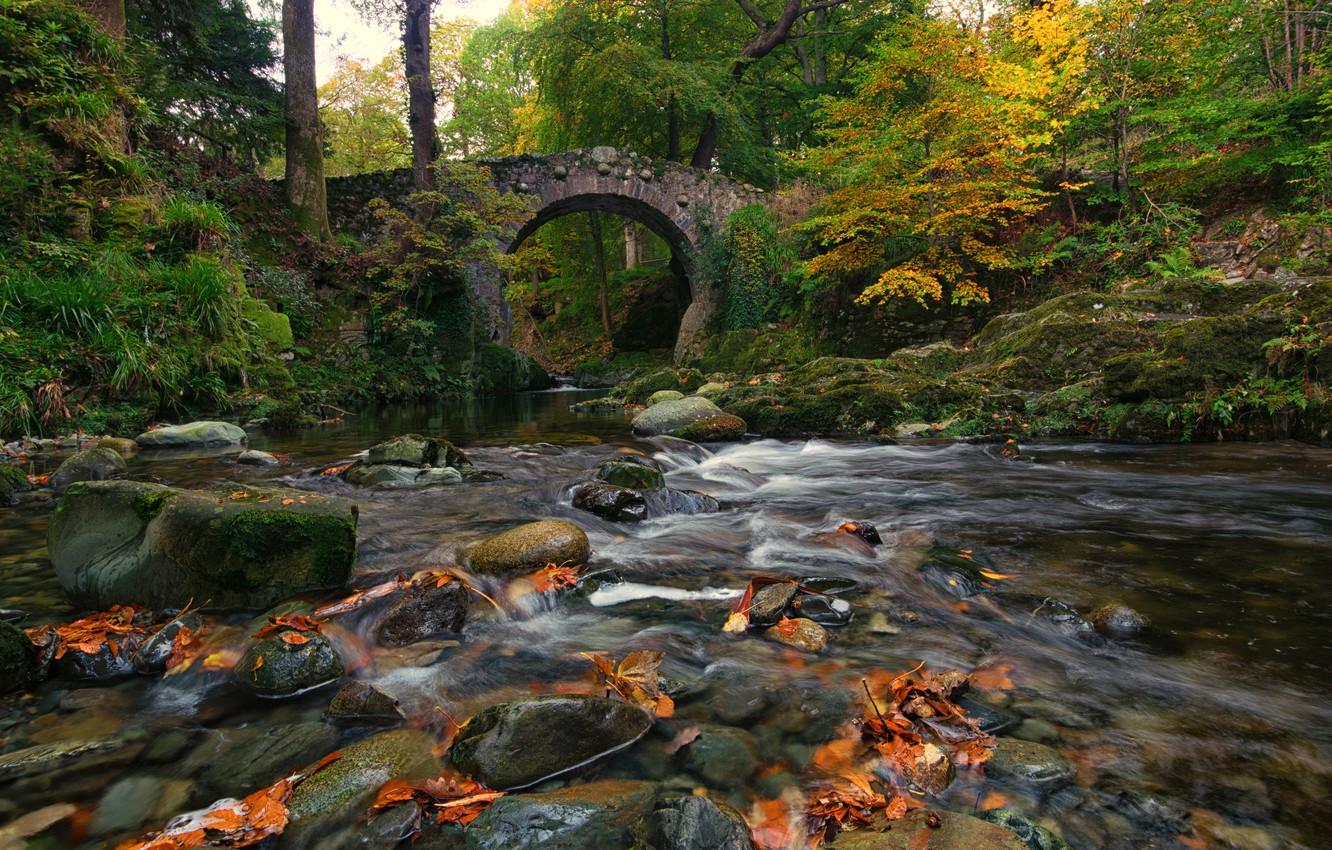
[
  {"xmin": 404, "ymin": 0, "xmax": 436, "ymax": 192},
  {"xmin": 591, "ymin": 214, "xmax": 611, "ymax": 336},
  {"xmin": 283, "ymin": 0, "xmax": 331, "ymax": 241}
]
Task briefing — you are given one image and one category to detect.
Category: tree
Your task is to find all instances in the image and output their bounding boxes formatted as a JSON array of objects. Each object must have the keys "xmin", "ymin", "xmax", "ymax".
[
  {"xmin": 436, "ymin": 12, "xmax": 536, "ymax": 159},
  {"xmin": 354, "ymin": 0, "xmax": 439, "ymax": 191},
  {"xmin": 283, "ymin": 0, "xmax": 331, "ymax": 241},
  {"xmin": 319, "ymin": 55, "xmax": 411, "ymax": 176}
]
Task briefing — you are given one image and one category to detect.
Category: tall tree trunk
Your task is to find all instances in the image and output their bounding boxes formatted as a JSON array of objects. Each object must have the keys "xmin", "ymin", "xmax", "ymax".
[
  {"xmin": 590, "ymin": 214, "xmax": 611, "ymax": 336},
  {"xmin": 283, "ymin": 0, "xmax": 331, "ymax": 241},
  {"xmin": 404, "ymin": 0, "xmax": 436, "ymax": 192},
  {"xmin": 661, "ymin": 7, "xmax": 681, "ymax": 161}
]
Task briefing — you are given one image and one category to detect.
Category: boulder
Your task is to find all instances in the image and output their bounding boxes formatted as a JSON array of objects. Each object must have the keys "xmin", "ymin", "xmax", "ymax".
[
  {"xmin": 648, "ymin": 390, "xmax": 685, "ymax": 406},
  {"xmin": 196, "ymin": 720, "xmax": 341, "ymax": 800},
  {"xmin": 287, "ymin": 728, "xmax": 441, "ymax": 826},
  {"xmin": 462, "ymin": 520, "xmax": 590, "ymax": 576},
  {"xmin": 694, "ymin": 382, "xmax": 727, "ymax": 399},
  {"xmin": 49, "ymin": 448, "xmax": 126, "ymax": 490},
  {"xmin": 826, "ymin": 808, "xmax": 1027, "ymax": 850},
  {"xmin": 674, "ymin": 414, "xmax": 747, "ymax": 442},
  {"xmin": 237, "ymin": 450, "xmax": 280, "ymax": 466},
  {"xmin": 48, "ymin": 481, "xmax": 358, "ymax": 610},
  {"xmin": 450, "ymin": 694, "xmax": 653, "ymax": 789},
  {"xmin": 373, "ymin": 581, "xmax": 468, "ymax": 647},
  {"xmin": 237, "ymin": 630, "xmax": 343, "ymax": 698},
  {"xmin": 0, "ymin": 620, "xmax": 34, "ymax": 693},
  {"xmin": 464, "ymin": 780, "xmax": 658, "ymax": 850},
  {"xmin": 596, "ymin": 457, "xmax": 664, "ymax": 491},
  {"xmin": 572, "ymin": 482, "xmax": 648, "ymax": 522},
  {"xmin": 1088, "ymin": 603, "xmax": 1149, "ymax": 635},
  {"xmin": 95, "ymin": 437, "xmax": 138, "ymax": 456},
  {"xmin": 135, "ymin": 421, "xmax": 247, "ymax": 448},
  {"xmin": 367, "ymin": 434, "xmax": 467, "ymax": 469},
  {"xmin": 632, "ymin": 795, "xmax": 755, "ymax": 850},
  {"xmin": 631, "ymin": 397, "xmax": 733, "ymax": 438}
]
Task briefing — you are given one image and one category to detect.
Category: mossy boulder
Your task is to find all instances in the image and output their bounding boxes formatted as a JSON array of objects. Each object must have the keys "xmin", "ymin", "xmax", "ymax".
[
  {"xmin": 632, "ymin": 397, "xmax": 738, "ymax": 438},
  {"xmin": 695, "ymin": 382, "xmax": 727, "ymax": 399},
  {"xmin": 135, "ymin": 421, "xmax": 247, "ymax": 448},
  {"xmin": 595, "ymin": 457, "xmax": 664, "ymax": 490},
  {"xmin": 675, "ymin": 414, "xmax": 748, "ymax": 442},
  {"xmin": 647, "ymin": 390, "xmax": 685, "ymax": 406},
  {"xmin": 1102, "ymin": 315, "xmax": 1279, "ymax": 402},
  {"xmin": 95, "ymin": 437, "xmax": 138, "ymax": 455},
  {"xmin": 242, "ymin": 297, "xmax": 294, "ymax": 351},
  {"xmin": 616, "ymin": 368, "xmax": 706, "ymax": 404},
  {"xmin": 0, "ymin": 464, "xmax": 30, "ymax": 505},
  {"xmin": 237, "ymin": 630, "xmax": 344, "ymax": 697},
  {"xmin": 0, "ymin": 620, "xmax": 34, "ymax": 694},
  {"xmin": 368, "ymin": 434, "xmax": 468, "ymax": 468},
  {"xmin": 287, "ymin": 728, "xmax": 441, "ymax": 830},
  {"xmin": 472, "ymin": 343, "xmax": 553, "ymax": 394},
  {"xmin": 462, "ymin": 520, "xmax": 590, "ymax": 575},
  {"xmin": 450, "ymin": 695, "xmax": 653, "ymax": 789},
  {"xmin": 48, "ymin": 481, "xmax": 358, "ymax": 610},
  {"xmin": 49, "ymin": 447, "xmax": 126, "ymax": 491}
]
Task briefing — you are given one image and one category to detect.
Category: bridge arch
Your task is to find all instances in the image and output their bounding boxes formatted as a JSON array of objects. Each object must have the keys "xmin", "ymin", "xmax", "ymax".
[{"xmin": 479, "ymin": 148, "xmax": 765, "ymax": 361}]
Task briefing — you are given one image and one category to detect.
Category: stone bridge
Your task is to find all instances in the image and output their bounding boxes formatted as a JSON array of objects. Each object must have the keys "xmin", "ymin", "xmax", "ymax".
[{"xmin": 324, "ymin": 147, "xmax": 767, "ymax": 361}]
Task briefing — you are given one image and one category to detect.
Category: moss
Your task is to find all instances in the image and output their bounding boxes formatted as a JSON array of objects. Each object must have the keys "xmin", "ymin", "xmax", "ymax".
[
  {"xmin": 1028, "ymin": 380, "xmax": 1106, "ymax": 436},
  {"xmin": 0, "ymin": 464, "xmax": 29, "ymax": 503},
  {"xmin": 99, "ymin": 195, "xmax": 160, "ymax": 239},
  {"xmin": 615, "ymin": 368, "xmax": 707, "ymax": 404},
  {"xmin": 674, "ymin": 413, "xmax": 747, "ymax": 441},
  {"xmin": 133, "ymin": 488, "xmax": 174, "ymax": 522},
  {"xmin": 223, "ymin": 509, "xmax": 358, "ymax": 587},
  {"xmin": 1103, "ymin": 315, "xmax": 1279, "ymax": 402},
  {"xmin": 241, "ymin": 297, "xmax": 294, "ymax": 351}
]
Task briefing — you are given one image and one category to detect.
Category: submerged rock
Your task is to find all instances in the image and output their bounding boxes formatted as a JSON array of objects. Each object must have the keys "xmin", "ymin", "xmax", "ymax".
[
  {"xmin": 828, "ymin": 808, "xmax": 1027, "ymax": 850},
  {"xmin": 450, "ymin": 694, "xmax": 653, "ymax": 789},
  {"xmin": 287, "ymin": 729, "xmax": 441, "ymax": 834},
  {"xmin": 462, "ymin": 520, "xmax": 591, "ymax": 576},
  {"xmin": 986, "ymin": 738, "xmax": 1077, "ymax": 790},
  {"xmin": 196, "ymin": 720, "xmax": 341, "ymax": 800},
  {"xmin": 373, "ymin": 580, "xmax": 468, "ymax": 647},
  {"xmin": 979, "ymin": 809, "xmax": 1075, "ymax": 850},
  {"xmin": 465, "ymin": 779, "xmax": 659, "ymax": 850},
  {"xmin": 49, "ymin": 448, "xmax": 126, "ymax": 490},
  {"xmin": 237, "ymin": 630, "xmax": 343, "ymax": 697},
  {"xmin": 648, "ymin": 488, "xmax": 720, "ymax": 515},
  {"xmin": 134, "ymin": 421, "xmax": 247, "ymax": 448},
  {"xmin": 632, "ymin": 795, "xmax": 755, "ymax": 850},
  {"xmin": 918, "ymin": 547, "xmax": 1002, "ymax": 599},
  {"xmin": 679, "ymin": 725, "xmax": 759, "ymax": 786},
  {"xmin": 0, "ymin": 620, "xmax": 35, "ymax": 693},
  {"xmin": 48, "ymin": 481, "xmax": 358, "ymax": 610},
  {"xmin": 1088, "ymin": 603, "xmax": 1149, "ymax": 635}
]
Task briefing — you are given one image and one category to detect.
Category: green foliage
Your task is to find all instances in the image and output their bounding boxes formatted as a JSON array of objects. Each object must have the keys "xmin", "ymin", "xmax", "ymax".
[
  {"xmin": 716, "ymin": 205, "xmax": 792, "ymax": 330},
  {"xmin": 1143, "ymin": 245, "xmax": 1220, "ymax": 282},
  {"xmin": 160, "ymin": 195, "xmax": 237, "ymax": 253}
]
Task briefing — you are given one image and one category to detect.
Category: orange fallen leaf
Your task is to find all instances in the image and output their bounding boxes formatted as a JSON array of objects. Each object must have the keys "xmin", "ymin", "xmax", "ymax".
[
  {"xmin": 280, "ymin": 632, "xmax": 311, "ymax": 645},
  {"xmin": 281, "ymin": 498, "xmax": 294, "ymax": 506}
]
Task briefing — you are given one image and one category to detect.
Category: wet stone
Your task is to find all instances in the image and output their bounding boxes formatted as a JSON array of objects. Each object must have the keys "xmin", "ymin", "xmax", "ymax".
[
  {"xmin": 0, "ymin": 620, "xmax": 34, "ymax": 693},
  {"xmin": 747, "ymin": 583, "xmax": 798, "ymax": 627},
  {"xmin": 680, "ymin": 725, "xmax": 759, "ymax": 787},
  {"xmin": 572, "ymin": 481, "xmax": 648, "ymax": 522},
  {"xmin": 236, "ymin": 630, "xmax": 343, "ymax": 698},
  {"xmin": 649, "ymin": 488, "xmax": 720, "ymax": 515},
  {"xmin": 133, "ymin": 612, "xmax": 203, "ymax": 674},
  {"xmin": 464, "ymin": 779, "xmax": 659, "ymax": 850},
  {"xmin": 237, "ymin": 449, "xmax": 279, "ymax": 465},
  {"xmin": 196, "ymin": 720, "xmax": 341, "ymax": 800},
  {"xmin": 450, "ymin": 694, "xmax": 653, "ymax": 790},
  {"xmin": 827, "ymin": 808, "xmax": 1027, "ymax": 850},
  {"xmin": 325, "ymin": 681, "xmax": 406, "ymax": 724},
  {"xmin": 57, "ymin": 639, "xmax": 142, "ymax": 681},
  {"xmin": 49, "ymin": 447, "xmax": 126, "ymax": 490},
  {"xmin": 631, "ymin": 794, "xmax": 756, "ymax": 850},
  {"xmin": 767, "ymin": 617, "xmax": 829, "ymax": 653},
  {"xmin": 986, "ymin": 738, "xmax": 1077, "ymax": 790},
  {"xmin": 463, "ymin": 520, "xmax": 591, "ymax": 576},
  {"xmin": 1088, "ymin": 603, "xmax": 1150, "ymax": 635},
  {"xmin": 903, "ymin": 742, "xmax": 955, "ymax": 796},
  {"xmin": 1013, "ymin": 717, "xmax": 1062, "ymax": 746},
  {"xmin": 89, "ymin": 775, "xmax": 192, "ymax": 837},
  {"xmin": 797, "ymin": 576, "xmax": 860, "ymax": 595},
  {"xmin": 979, "ymin": 809, "xmax": 1075, "ymax": 850},
  {"xmin": 373, "ymin": 580, "xmax": 468, "ymax": 647},
  {"xmin": 917, "ymin": 548, "xmax": 997, "ymax": 599},
  {"xmin": 789, "ymin": 594, "xmax": 853, "ymax": 626}
]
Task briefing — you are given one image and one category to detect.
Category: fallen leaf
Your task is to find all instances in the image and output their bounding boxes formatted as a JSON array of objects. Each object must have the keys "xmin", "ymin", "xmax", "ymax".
[
  {"xmin": 664, "ymin": 726, "xmax": 702, "ymax": 755},
  {"xmin": 280, "ymin": 632, "xmax": 311, "ymax": 645}
]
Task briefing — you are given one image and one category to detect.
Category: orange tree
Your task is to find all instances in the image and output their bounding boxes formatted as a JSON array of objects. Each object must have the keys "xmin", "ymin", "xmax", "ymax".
[{"xmin": 799, "ymin": 3, "xmax": 1093, "ymax": 307}]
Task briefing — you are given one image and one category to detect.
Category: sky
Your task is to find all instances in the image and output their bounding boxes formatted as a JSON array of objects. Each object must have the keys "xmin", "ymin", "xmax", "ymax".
[{"xmin": 253, "ymin": 0, "xmax": 512, "ymax": 85}]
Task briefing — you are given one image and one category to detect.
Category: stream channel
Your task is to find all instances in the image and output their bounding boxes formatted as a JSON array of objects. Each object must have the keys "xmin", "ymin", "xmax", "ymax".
[{"xmin": 2, "ymin": 388, "xmax": 1331, "ymax": 849}]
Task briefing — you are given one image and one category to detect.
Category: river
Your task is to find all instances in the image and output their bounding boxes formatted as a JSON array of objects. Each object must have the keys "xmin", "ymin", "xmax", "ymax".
[{"xmin": 2, "ymin": 388, "xmax": 1330, "ymax": 849}]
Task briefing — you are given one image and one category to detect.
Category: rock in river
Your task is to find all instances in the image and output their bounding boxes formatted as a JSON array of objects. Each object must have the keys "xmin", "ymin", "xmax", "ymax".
[
  {"xmin": 464, "ymin": 779, "xmax": 659, "ymax": 850},
  {"xmin": 572, "ymin": 482, "xmax": 648, "ymax": 522},
  {"xmin": 985, "ymin": 737, "xmax": 1077, "ymax": 790},
  {"xmin": 450, "ymin": 694, "xmax": 653, "ymax": 789},
  {"xmin": 48, "ymin": 481, "xmax": 358, "ymax": 610},
  {"xmin": 1088, "ymin": 603, "xmax": 1150, "ymax": 635},
  {"xmin": 462, "ymin": 520, "xmax": 590, "ymax": 576},
  {"xmin": 49, "ymin": 447, "xmax": 126, "ymax": 490},
  {"xmin": 596, "ymin": 456, "xmax": 664, "ymax": 491},
  {"xmin": 0, "ymin": 620, "xmax": 35, "ymax": 693},
  {"xmin": 134, "ymin": 421, "xmax": 247, "ymax": 448},
  {"xmin": 373, "ymin": 580, "xmax": 468, "ymax": 647},
  {"xmin": 827, "ymin": 808, "xmax": 1027, "ymax": 850},
  {"xmin": 631, "ymin": 397, "xmax": 745, "ymax": 440},
  {"xmin": 325, "ymin": 681, "xmax": 405, "ymax": 724},
  {"xmin": 632, "ymin": 795, "xmax": 755, "ymax": 850},
  {"xmin": 237, "ymin": 630, "xmax": 343, "ymax": 697}
]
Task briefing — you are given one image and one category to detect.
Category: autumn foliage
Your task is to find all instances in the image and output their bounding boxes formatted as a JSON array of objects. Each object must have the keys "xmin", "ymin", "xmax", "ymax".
[
  {"xmin": 368, "ymin": 773, "xmax": 505, "ymax": 830},
  {"xmin": 583, "ymin": 649, "xmax": 675, "ymax": 718}
]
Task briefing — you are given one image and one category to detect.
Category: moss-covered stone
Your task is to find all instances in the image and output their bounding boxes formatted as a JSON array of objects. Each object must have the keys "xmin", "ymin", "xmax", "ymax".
[
  {"xmin": 241, "ymin": 297, "xmax": 294, "ymax": 351},
  {"xmin": 49, "ymin": 447, "xmax": 126, "ymax": 490},
  {"xmin": 472, "ymin": 343, "xmax": 552, "ymax": 394},
  {"xmin": 615, "ymin": 368, "xmax": 706, "ymax": 404},
  {"xmin": 596, "ymin": 458, "xmax": 664, "ymax": 490},
  {"xmin": 237, "ymin": 630, "xmax": 343, "ymax": 697},
  {"xmin": 135, "ymin": 421, "xmax": 247, "ymax": 448},
  {"xmin": 367, "ymin": 434, "xmax": 467, "ymax": 469},
  {"xmin": 674, "ymin": 414, "xmax": 748, "ymax": 442},
  {"xmin": 287, "ymin": 729, "xmax": 440, "ymax": 823},
  {"xmin": 0, "ymin": 620, "xmax": 34, "ymax": 694},
  {"xmin": 647, "ymin": 390, "xmax": 684, "ymax": 406},
  {"xmin": 0, "ymin": 464, "xmax": 29, "ymax": 505},
  {"xmin": 49, "ymin": 481, "xmax": 359, "ymax": 610}
]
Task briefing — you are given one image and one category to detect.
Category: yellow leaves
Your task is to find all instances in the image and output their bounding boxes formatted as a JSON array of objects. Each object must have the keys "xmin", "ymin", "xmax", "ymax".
[{"xmin": 583, "ymin": 650, "xmax": 674, "ymax": 718}]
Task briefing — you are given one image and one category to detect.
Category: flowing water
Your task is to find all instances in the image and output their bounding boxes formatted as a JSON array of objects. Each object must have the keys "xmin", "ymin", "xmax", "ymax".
[{"xmin": 2, "ymin": 389, "xmax": 1331, "ymax": 849}]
